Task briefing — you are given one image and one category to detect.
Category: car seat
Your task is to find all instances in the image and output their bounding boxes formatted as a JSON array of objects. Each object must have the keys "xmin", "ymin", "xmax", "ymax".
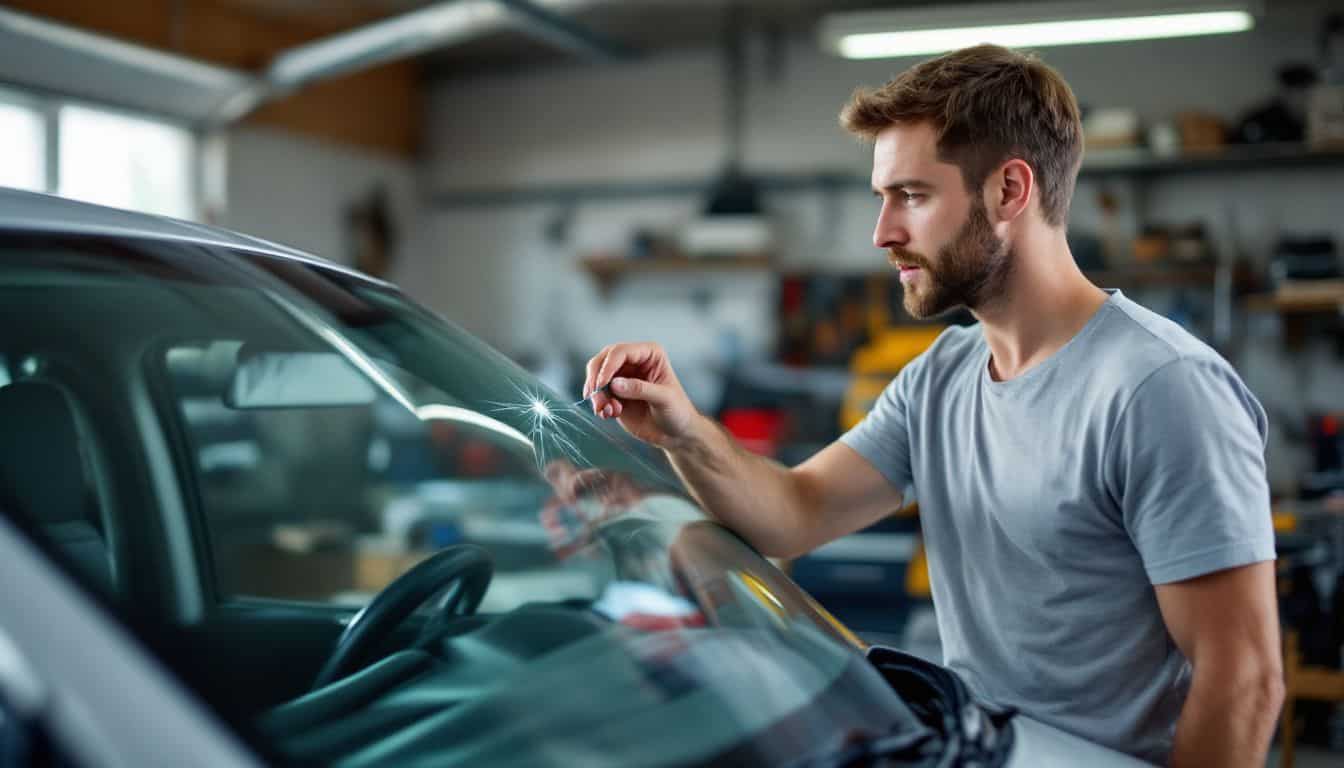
[{"xmin": 0, "ymin": 379, "xmax": 115, "ymax": 593}]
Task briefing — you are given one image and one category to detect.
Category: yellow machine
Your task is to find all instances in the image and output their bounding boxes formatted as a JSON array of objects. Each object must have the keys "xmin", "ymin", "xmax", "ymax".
[
  {"xmin": 842, "ymin": 321, "xmax": 944, "ymax": 600},
  {"xmin": 841, "ymin": 325, "xmax": 945, "ymax": 431}
]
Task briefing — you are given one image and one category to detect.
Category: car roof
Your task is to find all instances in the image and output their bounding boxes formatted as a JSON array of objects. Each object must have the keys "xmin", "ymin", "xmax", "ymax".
[{"xmin": 0, "ymin": 186, "xmax": 390, "ymax": 288}]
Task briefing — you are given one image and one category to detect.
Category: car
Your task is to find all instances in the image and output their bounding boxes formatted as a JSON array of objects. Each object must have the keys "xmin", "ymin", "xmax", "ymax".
[{"xmin": 0, "ymin": 187, "xmax": 1152, "ymax": 767}]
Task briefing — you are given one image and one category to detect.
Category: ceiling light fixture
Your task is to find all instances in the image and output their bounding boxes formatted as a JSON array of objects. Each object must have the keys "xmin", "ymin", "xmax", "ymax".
[{"xmin": 820, "ymin": 2, "xmax": 1258, "ymax": 60}]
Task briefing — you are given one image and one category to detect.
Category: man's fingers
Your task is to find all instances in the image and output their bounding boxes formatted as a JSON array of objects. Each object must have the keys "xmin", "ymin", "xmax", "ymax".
[
  {"xmin": 595, "ymin": 342, "xmax": 661, "ymax": 390},
  {"xmin": 585, "ymin": 346, "xmax": 623, "ymax": 405},
  {"xmin": 584, "ymin": 345, "xmax": 613, "ymax": 398},
  {"xmin": 584, "ymin": 342, "xmax": 670, "ymax": 416},
  {"xmin": 593, "ymin": 347, "xmax": 631, "ymax": 392},
  {"xmin": 590, "ymin": 345, "xmax": 636, "ymax": 413},
  {"xmin": 609, "ymin": 376, "xmax": 671, "ymax": 406}
]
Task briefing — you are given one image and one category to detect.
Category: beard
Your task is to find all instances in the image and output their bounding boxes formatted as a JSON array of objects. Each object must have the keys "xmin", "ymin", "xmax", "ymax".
[{"xmin": 891, "ymin": 200, "xmax": 1014, "ymax": 319}]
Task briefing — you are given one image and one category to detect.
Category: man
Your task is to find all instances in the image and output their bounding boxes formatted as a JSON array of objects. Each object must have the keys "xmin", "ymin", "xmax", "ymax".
[{"xmin": 581, "ymin": 44, "xmax": 1282, "ymax": 766}]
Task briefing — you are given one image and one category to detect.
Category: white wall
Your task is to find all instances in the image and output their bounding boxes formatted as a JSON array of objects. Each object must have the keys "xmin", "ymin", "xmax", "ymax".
[
  {"xmin": 415, "ymin": 0, "xmax": 1342, "ymax": 487},
  {"xmin": 223, "ymin": 126, "xmax": 423, "ymax": 274},
  {"xmin": 423, "ymin": 2, "xmax": 1342, "ymax": 317}
]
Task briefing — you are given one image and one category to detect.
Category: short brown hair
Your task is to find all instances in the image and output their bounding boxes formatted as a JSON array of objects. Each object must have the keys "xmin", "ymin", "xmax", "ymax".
[{"xmin": 840, "ymin": 44, "xmax": 1082, "ymax": 227}]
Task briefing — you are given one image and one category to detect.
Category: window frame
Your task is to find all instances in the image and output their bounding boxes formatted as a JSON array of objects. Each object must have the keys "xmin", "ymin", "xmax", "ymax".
[{"xmin": 142, "ymin": 334, "xmax": 232, "ymax": 609}]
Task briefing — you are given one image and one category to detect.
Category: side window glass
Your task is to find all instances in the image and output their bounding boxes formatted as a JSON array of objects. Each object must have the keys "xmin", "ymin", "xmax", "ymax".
[{"xmin": 163, "ymin": 341, "xmax": 604, "ymax": 611}]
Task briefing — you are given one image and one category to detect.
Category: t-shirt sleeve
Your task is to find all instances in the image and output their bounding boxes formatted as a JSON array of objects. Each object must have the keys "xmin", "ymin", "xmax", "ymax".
[
  {"xmin": 839, "ymin": 354, "xmax": 922, "ymax": 497},
  {"xmin": 1105, "ymin": 356, "xmax": 1276, "ymax": 585}
]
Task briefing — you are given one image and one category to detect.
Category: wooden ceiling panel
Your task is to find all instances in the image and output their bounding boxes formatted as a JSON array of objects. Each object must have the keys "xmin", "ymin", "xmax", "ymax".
[{"xmin": 8, "ymin": 0, "xmax": 422, "ymax": 156}]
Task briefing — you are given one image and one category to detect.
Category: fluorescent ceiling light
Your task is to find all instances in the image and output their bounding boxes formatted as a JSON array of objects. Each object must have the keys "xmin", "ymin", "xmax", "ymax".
[{"xmin": 821, "ymin": 2, "xmax": 1257, "ymax": 59}]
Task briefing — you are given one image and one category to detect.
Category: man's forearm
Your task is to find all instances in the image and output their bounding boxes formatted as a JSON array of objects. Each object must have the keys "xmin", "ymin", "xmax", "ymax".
[
  {"xmin": 664, "ymin": 413, "xmax": 814, "ymax": 557},
  {"xmin": 1169, "ymin": 665, "xmax": 1283, "ymax": 767}
]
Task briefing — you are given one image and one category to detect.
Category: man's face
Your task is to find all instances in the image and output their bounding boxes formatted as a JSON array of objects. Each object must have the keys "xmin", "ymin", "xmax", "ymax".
[{"xmin": 871, "ymin": 122, "xmax": 1013, "ymax": 319}]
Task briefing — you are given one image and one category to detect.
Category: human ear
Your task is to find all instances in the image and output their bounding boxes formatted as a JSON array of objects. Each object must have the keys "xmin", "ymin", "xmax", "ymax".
[{"xmin": 989, "ymin": 158, "xmax": 1034, "ymax": 223}]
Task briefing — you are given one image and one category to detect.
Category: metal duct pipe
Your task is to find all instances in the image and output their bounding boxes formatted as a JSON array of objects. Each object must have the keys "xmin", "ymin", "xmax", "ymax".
[
  {"xmin": 214, "ymin": 0, "xmax": 626, "ymax": 123},
  {"xmin": 0, "ymin": 6, "xmax": 253, "ymax": 125},
  {"xmin": 266, "ymin": 0, "xmax": 517, "ymax": 90},
  {"xmin": 495, "ymin": 0, "xmax": 635, "ymax": 64},
  {"xmin": 4, "ymin": 0, "xmax": 640, "ymax": 127}
]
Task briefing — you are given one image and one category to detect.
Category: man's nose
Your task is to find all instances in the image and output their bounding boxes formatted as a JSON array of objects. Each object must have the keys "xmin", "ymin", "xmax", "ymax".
[{"xmin": 873, "ymin": 204, "xmax": 910, "ymax": 250}]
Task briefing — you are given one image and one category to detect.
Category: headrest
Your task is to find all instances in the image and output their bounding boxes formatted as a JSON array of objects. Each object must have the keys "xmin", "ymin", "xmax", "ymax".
[{"xmin": 0, "ymin": 380, "xmax": 94, "ymax": 526}]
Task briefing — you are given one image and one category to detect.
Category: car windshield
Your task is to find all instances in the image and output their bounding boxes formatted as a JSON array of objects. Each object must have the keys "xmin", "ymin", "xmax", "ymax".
[{"xmin": 0, "ymin": 233, "xmax": 930, "ymax": 766}]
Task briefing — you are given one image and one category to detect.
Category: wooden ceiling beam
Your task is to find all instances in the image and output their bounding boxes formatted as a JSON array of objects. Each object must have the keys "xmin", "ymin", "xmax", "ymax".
[{"xmin": 8, "ymin": 0, "xmax": 422, "ymax": 157}]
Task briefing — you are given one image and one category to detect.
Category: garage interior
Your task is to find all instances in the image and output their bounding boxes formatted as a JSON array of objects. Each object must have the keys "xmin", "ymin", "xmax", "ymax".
[{"xmin": 2, "ymin": 0, "xmax": 1344, "ymax": 764}]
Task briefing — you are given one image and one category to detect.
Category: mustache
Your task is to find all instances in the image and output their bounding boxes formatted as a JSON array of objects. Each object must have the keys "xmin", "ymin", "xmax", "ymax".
[{"xmin": 887, "ymin": 248, "xmax": 931, "ymax": 269}]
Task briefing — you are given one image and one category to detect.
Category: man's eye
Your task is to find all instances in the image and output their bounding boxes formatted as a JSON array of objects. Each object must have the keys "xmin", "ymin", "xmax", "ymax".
[{"xmin": 903, "ymin": 193, "xmax": 924, "ymax": 205}]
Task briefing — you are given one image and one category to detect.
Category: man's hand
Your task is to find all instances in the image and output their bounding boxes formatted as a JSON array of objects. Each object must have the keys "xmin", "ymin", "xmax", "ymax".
[
  {"xmin": 580, "ymin": 341, "xmax": 901, "ymax": 559},
  {"xmin": 584, "ymin": 342, "xmax": 698, "ymax": 449},
  {"xmin": 1157, "ymin": 560, "xmax": 1283, "ymax": 767}
]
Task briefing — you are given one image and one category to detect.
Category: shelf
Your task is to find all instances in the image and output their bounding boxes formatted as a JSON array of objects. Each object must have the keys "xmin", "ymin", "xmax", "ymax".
[
  {"xmin": 786, "ymin": 264, "xmax": 1225, "ymax": 289},
  {"xmin": 578, "ymin": 259, "xmax": 1221, "ymax": 289},
  {"xmin": 430, "ymin": 144, "xmax": 1344, "ymax": 209},
  {"xmin": 1244, "ymin": 280, "xmax": 1344, "ymax": 314},
  {"xmin": 1084, "ymin": 264, "xmax": 1219, "ymax": 288},
  {"xmin": 579, "ymin": 254, "xmax": 1329, "ymax": 311},
  {"xmin": 1080, "ymin": 142, "xmax": 1344, "ymax": 179},
  {"xmin": 730, "ymin": 363, "xmax": 852, "ymax": 399},
  {"xmin": 580, "ymin": 254, "xmax": 771, "ymax": 292}
]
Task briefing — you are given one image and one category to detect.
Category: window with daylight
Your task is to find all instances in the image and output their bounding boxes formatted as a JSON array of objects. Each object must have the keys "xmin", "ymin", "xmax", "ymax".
[
  {"xmin": 58, "ymin": 105, "xmax": 195, "ymax": 220},
  {"xmin": 0, "ymin": 88, "xmax": 197, "ymax": 219},
  {"xmin": 0, "ymin": 91, "xmax": 45, "ymax": 192}
]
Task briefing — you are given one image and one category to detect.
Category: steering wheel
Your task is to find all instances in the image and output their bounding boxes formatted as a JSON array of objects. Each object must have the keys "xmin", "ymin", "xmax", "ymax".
[{"xmin": 311, "ymin": 544, "xmax": 494, "ymax": 690}]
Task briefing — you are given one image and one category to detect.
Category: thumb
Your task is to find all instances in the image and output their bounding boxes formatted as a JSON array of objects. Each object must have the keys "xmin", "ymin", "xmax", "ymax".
[{"xmin": 609, "ymin": 376, "xmax": 674, "ymax": 406}]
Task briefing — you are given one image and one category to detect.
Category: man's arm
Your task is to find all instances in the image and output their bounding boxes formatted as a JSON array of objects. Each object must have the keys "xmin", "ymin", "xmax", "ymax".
[
  {"xmin": 1155, "ymin": 561, "xmax": 1283, "ymax": 768},
  {"xmin": 665, "ymin": 413, "xmax": 903, "ymax": 558},
  {"xmin": 583, "ymin": 342, "xmax": 904, "ymax": 558}
]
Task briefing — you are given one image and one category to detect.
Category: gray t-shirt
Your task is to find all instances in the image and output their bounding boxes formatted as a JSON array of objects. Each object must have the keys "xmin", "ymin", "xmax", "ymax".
[{"xmin": 840, "ymin": 290, "xmax": 1274, "ymax": 764}]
